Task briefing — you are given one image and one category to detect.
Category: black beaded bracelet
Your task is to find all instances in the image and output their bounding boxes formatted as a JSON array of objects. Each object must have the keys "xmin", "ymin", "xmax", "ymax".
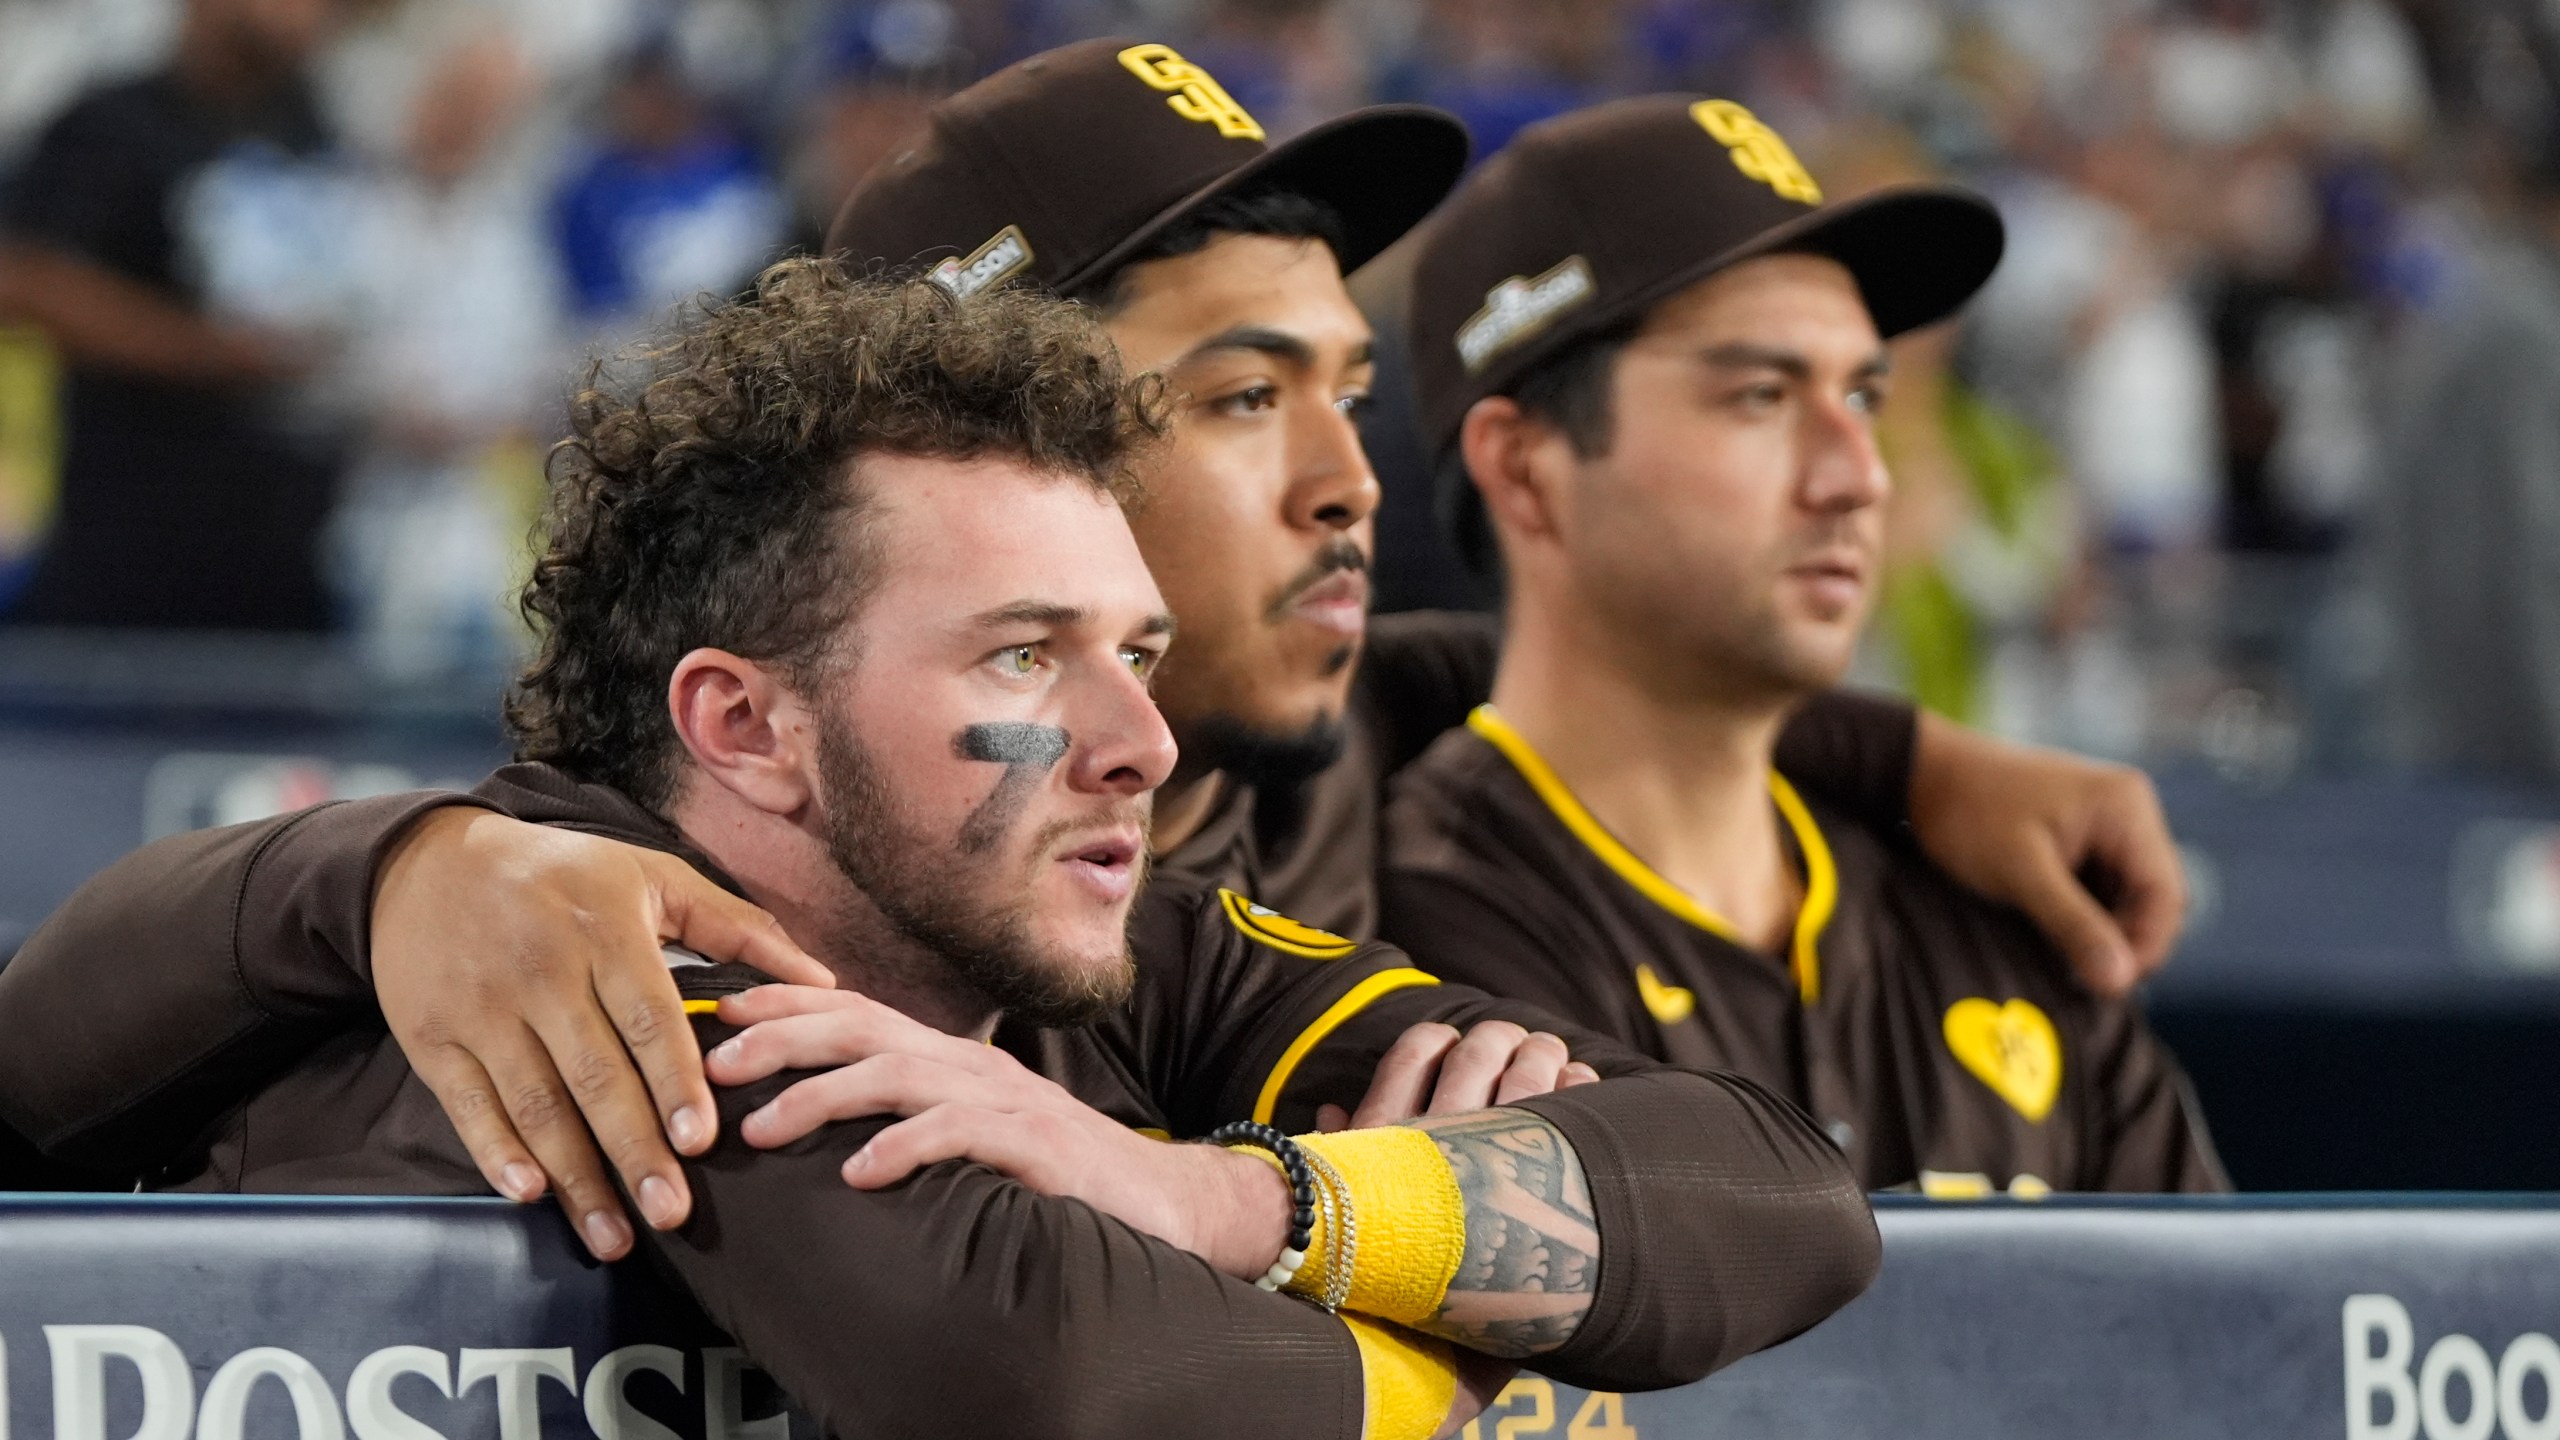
[{"xmin": 1208, "ymin": 1120, "xmax": 1316, "ymax": 1291}]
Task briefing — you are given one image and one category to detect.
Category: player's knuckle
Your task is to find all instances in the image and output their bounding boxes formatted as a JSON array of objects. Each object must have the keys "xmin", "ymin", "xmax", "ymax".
[
  {"xmin": 1452, "ymin": 1023, "xmax": 1521, "ymax": 1063},
  {"xmin": 900, "ymin": 1110, "xmax": 957, "ymax": 1149},
  {"xmin": 505, "ymin": 1081, "xmax": 567, "ymax": 1134},
  {"xmin": 766, "ymin": 1087, "xmax": 818, "ymax": 1132},
  {"xmin": 404, "ymin": 1009, "xmax": 468, "ymax": 1053},
  {"xmin": 1401, "ymin": 1021, "xmax": 1461, "ymax": 1051},
  {"xmin": 874, "ymin": 1053, "xmax": 930, "ymax": 1089},
  {"xmin": 617, "ymin": 999, "xmax": 672, "ymax": 1051},
  {"xmin": 603, "ymin": 1129, "xmax": 661, "ymax": 1173},
  {"xmin": 554, "ymin": 1169, "xmax": 611, "ymax": 1210},
  {"xmin": 563, "ymin": 1045, "xmax": 627, "ymax": 1104},
  {"xmin": 1386, "ymin": 1026, "xmax": 1453, "ymax": 1068},
  {"xmin": 499, "ymin": 932, "xmax": 571, "ymax": 989},
  {"xmin": 444, "ymin": 1081, "xmax": 502, "ymax": 1125}
]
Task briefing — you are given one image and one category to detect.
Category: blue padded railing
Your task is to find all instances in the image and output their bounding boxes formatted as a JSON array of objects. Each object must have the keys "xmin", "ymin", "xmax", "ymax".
[{"xmin": 2, "ymin": 1193, "xmax": 2556, "ymax": 1440}]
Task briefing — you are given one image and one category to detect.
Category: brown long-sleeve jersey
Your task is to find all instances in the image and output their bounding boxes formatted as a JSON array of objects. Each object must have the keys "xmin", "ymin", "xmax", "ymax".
[
  {"xmin": 0, "ymin": 611, "xmax": 1917, "ymax": 1174},
  {"xmin": 0, "ymin": 760, "xmax": 1879, "ymax": 1439},
  {"xmin": 1380, "ymin": 711, "xmax": 2227, "ymax": 1197}
]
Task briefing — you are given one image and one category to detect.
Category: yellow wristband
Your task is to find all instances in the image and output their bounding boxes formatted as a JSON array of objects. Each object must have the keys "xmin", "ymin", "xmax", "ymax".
[
  {"xmin": 1341, "ymin": 1313, "xmax": 1459, "ymax": 1440},
  {"xmin": 1291, "ymin": 1126, "xmax": 1468, "ymax": 1325}
]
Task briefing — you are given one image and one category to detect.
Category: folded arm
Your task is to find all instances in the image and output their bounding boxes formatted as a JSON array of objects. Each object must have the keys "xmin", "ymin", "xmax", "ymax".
[
  {"xmin": 1268, "ymin": 979, "xmax": 1880, "ymax": 1388},
  {"xmin": 657, "ymin": 1018, "xmax": 1479, "ymax": 1440},
  {"xmin": 712, "ymin": 967, "xmax": 1877, "ymax": 1391},
  {"xmin": 0, "ymin": 792, "xmax": 483, "ymax": 1167},
  {"xmin": 0, "ymin": 796, "xmax": 828, "ymax": 1251}
]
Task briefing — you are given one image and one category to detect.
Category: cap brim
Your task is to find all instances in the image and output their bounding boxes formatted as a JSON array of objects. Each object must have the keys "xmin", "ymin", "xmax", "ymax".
[{"xmin": 1057, "ymin": 105, "xmax": 1472, "ymax": 294}]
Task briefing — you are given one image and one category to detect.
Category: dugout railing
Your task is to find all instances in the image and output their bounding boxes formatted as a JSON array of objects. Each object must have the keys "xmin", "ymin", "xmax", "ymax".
[{"xmin": 2, "ymin": 1193, "xmax": 2553, "ymax": 1440}]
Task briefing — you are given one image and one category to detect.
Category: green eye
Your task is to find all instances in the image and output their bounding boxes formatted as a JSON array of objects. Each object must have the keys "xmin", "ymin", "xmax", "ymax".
[
  {"xmin": 1121, "ymin": 647, "xmax": 1155, "ymax": 678},
  {"xmin": 1000, "ymin": 645, "xmax": 1038, "ymax": 675}
]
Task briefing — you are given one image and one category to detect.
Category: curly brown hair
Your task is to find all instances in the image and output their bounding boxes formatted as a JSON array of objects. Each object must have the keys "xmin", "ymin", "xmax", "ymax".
[{"xmin": 508, "ymin": 258, "xmax": 1161, "ymax": 809}]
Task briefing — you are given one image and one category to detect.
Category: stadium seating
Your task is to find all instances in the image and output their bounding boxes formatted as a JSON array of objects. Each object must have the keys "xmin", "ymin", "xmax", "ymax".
[{"xmin": 3, "ymin": 1193, "xmax": 2554, "ymax": 1440}]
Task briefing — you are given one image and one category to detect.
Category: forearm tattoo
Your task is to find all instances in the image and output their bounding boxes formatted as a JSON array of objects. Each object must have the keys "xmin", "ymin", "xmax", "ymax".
[{"xmin": 1410, "ymin": 1107, "xmax": 1598, "ymax": 1357}]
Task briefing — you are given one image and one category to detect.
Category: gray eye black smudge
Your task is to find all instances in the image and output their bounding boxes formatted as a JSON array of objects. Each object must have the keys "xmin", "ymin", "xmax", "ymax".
[
  {"xmin": 957, "ymin": 721, "xmax": 1072, "ymax": 768},
  {"xmin": 954, "ymin": 722, "xmax": 1071, "ymax": 855}
]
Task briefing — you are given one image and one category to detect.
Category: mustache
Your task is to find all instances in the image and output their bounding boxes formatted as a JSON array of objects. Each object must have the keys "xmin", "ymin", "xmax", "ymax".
[
  {"xmin": 1025, "ymin": 801, "xmax": 1154, "ymax": 861},
  {"xmin": 1264, "ymin": 537, "xmax": 1369, "ymax": 620}
]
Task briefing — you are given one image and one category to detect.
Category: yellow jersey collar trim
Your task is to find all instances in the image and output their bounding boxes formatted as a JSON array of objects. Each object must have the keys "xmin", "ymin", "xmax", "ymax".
[{"xmin": 1465, "ymin": 704, "xmax": 1834, "ymax": 1004}]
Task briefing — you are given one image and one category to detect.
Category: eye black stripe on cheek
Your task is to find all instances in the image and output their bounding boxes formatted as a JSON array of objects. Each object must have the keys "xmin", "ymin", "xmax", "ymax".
[{"xmin": 953, "ymin": 722, "xmax": 1071, "ymax": 856}]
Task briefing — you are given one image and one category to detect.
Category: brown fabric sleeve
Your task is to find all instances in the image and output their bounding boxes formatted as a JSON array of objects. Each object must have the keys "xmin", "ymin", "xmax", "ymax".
[
  {"xmin": 2080, "ymin": 1000, "xmax": 2233, "ymax": 1194},
  {"xmin": 0, "ymin": 790, "xmax": 496, "ymax": 1166},
  {"xmin": 1774, "ymin": 689, "xmax": 1920, "ymax": 835},
  {"xmin": 1235, "ymin": 974, "xmax": 1667, "ymax": 1135},
  {"xmin": 1512, "ymin": 1069, "xmax": 1882, "ymax": 1391},
  {"xmin": 648, "ymin": 1016, "xmax": 1371, "ymax": 1440},
  {"xmin": 1376, "ymin": 865, "xmax": 1652, "ymax": 1051},
  {"xmin": 1216, "ymin": 973, "xmax": 1875, "ymax": 1390}
]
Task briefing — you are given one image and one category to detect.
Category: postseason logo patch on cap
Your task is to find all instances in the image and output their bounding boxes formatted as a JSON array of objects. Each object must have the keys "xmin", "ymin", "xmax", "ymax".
[
  {"xmin": 1117, "ymin": 43, "xmax": 1265, "ymax": 141},
  {"xmin": 1455, "ymin": 255, "xmax": 1597, "ymax": 374},
  {"xmin": 928, "ymin": 224, "xmax": 1035, "ymax": 299}
]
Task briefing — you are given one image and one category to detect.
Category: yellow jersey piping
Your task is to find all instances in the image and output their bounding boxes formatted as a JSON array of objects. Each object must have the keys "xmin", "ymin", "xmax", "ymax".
[
  {"xmin": 1466, "ymin": 704, "xmax": 1833, "ymax": 1005},
  {"xmin": 1766, "ymin": 770, "xmax": 1835, "ymax": 1004},
  {"xmin": 1252, "ymin": 968, "xmax": 1442, "ymax": 1124},
  {"xmin": 681, "ymin": 999, "xmax": 721, "ymax": 1016}
]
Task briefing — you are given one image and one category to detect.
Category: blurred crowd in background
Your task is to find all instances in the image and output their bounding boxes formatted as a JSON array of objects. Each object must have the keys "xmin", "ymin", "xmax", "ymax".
[{"xmin": 3, "ymin": 0, "xmax": 2558, "ymax": 789}]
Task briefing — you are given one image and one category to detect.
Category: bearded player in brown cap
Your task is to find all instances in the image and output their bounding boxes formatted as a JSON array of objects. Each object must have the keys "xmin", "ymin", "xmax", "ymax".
[
  {"xmin": 1384, "ymin": 97, "xmax": 2225, "ymax": 1195},
  {"xmin": 7, "ymin": 43, "xmax": 2190, "ymax": 1235}
]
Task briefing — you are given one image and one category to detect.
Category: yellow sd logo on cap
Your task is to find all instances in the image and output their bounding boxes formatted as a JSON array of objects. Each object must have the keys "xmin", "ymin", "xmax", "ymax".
[
  {"xmin": 1119, "ymin": 44, "xmax": 1265, "ymax": 141},
  {"xmin": 1691, "ymin": 99, "xmax": 1822, "ymax": 205}
]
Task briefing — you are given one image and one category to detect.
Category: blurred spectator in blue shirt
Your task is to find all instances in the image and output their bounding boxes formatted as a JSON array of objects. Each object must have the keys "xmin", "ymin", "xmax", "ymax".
[{"xmin": 551, "ymin": 41, "xmax": 785, "ymax": 325}]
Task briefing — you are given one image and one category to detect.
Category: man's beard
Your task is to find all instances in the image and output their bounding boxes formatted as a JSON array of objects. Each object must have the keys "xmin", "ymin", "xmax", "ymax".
[
  {"xmin": 1179, "ymin": 711, "xmax": 1349, "ymax": 793},
  {"xmin": 1166, "ymin": 535, "xmax": 1365, "ymax": 793},
  {"xmin": 816, "ymin": 723, "xmax": 1136, "ymax": 1028}
]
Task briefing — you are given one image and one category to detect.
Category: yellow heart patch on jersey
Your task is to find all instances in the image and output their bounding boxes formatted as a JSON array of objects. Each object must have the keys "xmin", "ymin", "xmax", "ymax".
[
  {"xmin": 1219, "ymin": 888, "xmax": 1359, "ymax": 960},
  {"xmin": 1943, "ymin": 997, "xmax": 2061, "ymax": 1122},
  {"xmin": 1634, "ymin": 964, "xmax": 1696, "ymax": 1024}
]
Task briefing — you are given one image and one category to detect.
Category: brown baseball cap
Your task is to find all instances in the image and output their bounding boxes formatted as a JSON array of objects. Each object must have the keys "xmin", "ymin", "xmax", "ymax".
[
  {"xmin": 824, "ymin": 37, "xmax": 1469, "ymax": 299},
  {"xmin": 1409, "ymin": 94, "xmax": 2005, "ymax": 453}
]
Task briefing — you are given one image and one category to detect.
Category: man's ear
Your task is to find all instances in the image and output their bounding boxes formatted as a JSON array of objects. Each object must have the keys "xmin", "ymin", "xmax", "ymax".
[
  {"xmin": 1459, "ymin": 395, "xmax": 1571, "ymax": 552},
  {"xmin": 668, "ymin": 648, "xmax": 819, "ymax": 817}
]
